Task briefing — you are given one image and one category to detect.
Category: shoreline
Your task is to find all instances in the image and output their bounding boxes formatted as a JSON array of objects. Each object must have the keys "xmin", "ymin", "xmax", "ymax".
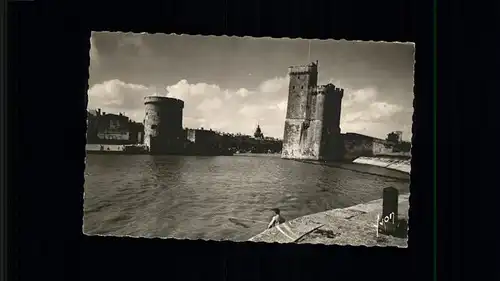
[
  {"xmin": 85, "ymin": 144, "xmax": 234, "ymax": 156},
  {"xmin": 249, "ymin": 193, "xmax": 409, "ymax": 247},
  {"xmin": 352, "ymin": 156, "xmax": 411, "ymax": 174},
  {"xmin": 295, "ymin": 155, "xmax": 411, "ymax": 182}
]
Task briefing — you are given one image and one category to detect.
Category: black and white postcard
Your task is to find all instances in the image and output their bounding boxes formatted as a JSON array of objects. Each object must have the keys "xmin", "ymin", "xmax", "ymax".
[{"xmin": 84, "ymin": 32, "xmax": 414, "ymax": 247}]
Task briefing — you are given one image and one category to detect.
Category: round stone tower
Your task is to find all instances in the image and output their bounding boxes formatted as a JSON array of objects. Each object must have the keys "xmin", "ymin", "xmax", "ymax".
[{"xmin": 143, "ymin": 95, "xmax": 185, "ymax": 154}]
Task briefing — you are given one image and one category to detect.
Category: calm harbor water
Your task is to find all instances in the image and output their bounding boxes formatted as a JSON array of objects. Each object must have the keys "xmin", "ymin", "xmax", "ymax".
[{"xmin": 83, "ymin": 154, "xmax": 410, "ymax": 241}]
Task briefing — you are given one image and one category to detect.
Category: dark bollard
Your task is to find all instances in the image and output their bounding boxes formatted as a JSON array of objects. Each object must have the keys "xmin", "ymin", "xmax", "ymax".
[
  {"xmin": 382, "ymin": 187, "xmax": 399, "ymax": 222},
  {"xmin": 379, "ymin": 187, "xmax": 399, "ymax": 235}
]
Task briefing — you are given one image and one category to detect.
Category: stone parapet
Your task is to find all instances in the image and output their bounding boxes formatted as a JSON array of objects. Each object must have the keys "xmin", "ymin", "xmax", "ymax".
[
  {"xmin": 144, "ymin": 95, "xmax": 184, "ymax": 108},
  {"xmin": 288, "ymin": 62, "xmax": 318, "ymax": 75}
]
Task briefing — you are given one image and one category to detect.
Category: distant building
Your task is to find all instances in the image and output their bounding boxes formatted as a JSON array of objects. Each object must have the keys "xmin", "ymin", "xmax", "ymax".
[
  {"xmin": 253, "ymin": 125, "xmax": 264, "ymax": 139},
  {"xmin": 385, "ymin": 131, "xmax": 411, "ymax": 153},
  {"xmin": 87, "ymin": 109, "xmax": 101, "ymax": 142},
  {"xmin": 129, "ymin": 122, "xmax": 145, "ymax": 144},
  {"xmin": 386, "ymin": 131, "xmax": 403, "ymax": 144},
  {"xmin": 86, "ymin": 109, "xmax": 144, "ymax": 145},
  {"xmin": 96, "ymin": 113, "xmax": 130, "ymax": 141}
]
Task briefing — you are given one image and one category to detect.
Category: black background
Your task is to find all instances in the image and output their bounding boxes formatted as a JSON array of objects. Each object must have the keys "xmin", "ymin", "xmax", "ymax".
[{"xmin": 6, "ymin": 0, "xmax": 484, "ymax": 280}]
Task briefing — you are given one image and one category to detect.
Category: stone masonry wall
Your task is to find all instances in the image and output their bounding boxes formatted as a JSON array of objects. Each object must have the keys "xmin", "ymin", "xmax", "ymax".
[
  {"xmin": 282, "ymin": 63, "xmax": 319, "ymax": 160},
  {"xmin": 343, "ymin": 137, "xmax": 374, "ymax": 160},
  {"xmin": 144, "ymin": 96, "xmax": 184, "ymax": 154},
  {"xmin": 372, "ymin": 139, "xmax": 394, "ymax": 155},
  {"xmin": 342, "ymin": 134, "xmax": 396, "ymax": 160},
  {"xmin": 281, "ymin": 63, "xmax": 345, "ymax": 161},
  {"xmin": 282, "ymin": 120, "xmax": 305, "ymax": 158},
  {"xmin": 318, "ymin": 86, "xmax": 343, "ymax": 160}
]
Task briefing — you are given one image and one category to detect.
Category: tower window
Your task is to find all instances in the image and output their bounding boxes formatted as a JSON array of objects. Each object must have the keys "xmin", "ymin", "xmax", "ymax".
[
  {"xmin": 292, "ymin": 86, "xmax": 296, "ymax": 89},
  {"xmin": 301, "ymin": 86, "xmax": 304, "ymax": 89},
  {"xmin": 298, "ymin": 76, "xmax": 301, "ymax": 79}
]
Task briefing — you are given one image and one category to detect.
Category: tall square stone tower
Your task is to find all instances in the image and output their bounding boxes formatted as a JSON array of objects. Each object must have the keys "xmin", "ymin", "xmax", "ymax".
[{"xmin": 281, "ymin": 62, "xmax": 344, "ymax": 161}]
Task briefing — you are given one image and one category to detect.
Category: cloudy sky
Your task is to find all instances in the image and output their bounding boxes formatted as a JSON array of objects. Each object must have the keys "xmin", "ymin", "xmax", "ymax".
[{"xmin": 88, "ymin": 32, "xmax": 414, "ymax": 141}]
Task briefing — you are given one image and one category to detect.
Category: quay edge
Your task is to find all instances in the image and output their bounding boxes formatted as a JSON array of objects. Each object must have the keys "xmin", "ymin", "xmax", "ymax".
[
  {"xmin": 352, "ymin": 155, "xmax": 411, "ymax": 174},
  {"xmin": 249, "ymin": 193, "xmax": 410, "ymax": 247}
]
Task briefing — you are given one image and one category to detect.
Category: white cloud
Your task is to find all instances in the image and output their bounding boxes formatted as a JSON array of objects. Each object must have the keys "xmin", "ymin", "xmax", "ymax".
[
  {"xmin": 197, "ymin": 97, "xmax": 223, "ymax": 111},
  {"xmin": 369, "ymin": 102, "xmax": 404, "ymax": 116},
  {"xmin": 236, "ymin": 88, "xmax": 250, "ymax": 97},
  {"xmin": 258, "ymin": 77, "xmax": 288, "ymax": 93},
  {"xmin": 341, "ymin": 87, "xmax": 377, "ymax": 107},
  {"xmin": 190, "ymin": 83, "xmax": 222, "ymax": 96},
  {"xmin": 87, "ymin": 77, "xmax": 290, "ymax": 138},
  {"xmin": 276, "ymin": 100, "xmax": 287, "ymax": 111},
  {"xmin": 342, "ymin": 112, "xmax": 364, "ymax": 123},
  {"xmin": 343, "ymin": 101, "xmax": 403, "ymax": 123},
  {"xmin": 238, "ymin": 105, "xmax": 262, "ymax": 117},
  {"xmin": 165, "ymin": 80, "xmax": 225, "ymax": 100},
  {"xmin": 87, "ymin": 79, "xmax": 153, "ymax": 121},
  {"xmin": 267, "ymin": 100, "xmax": 287, "ymax": 112},
  {"xmin": 339, "ymin": 87, "xmax": 411, "ymax": 140}
]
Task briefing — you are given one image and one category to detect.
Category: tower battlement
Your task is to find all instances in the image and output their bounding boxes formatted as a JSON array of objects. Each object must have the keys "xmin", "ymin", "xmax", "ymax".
[
  {"xmin": 313, "ymin": 84, "xmax": 344, "ymax": 97},
  {"xmin": 144, "ymin": 95, "xmax": 169, "ymax": 104},
  {"xmin": 144, "ymin": 95, "xmax": 184, "ymax": 108},
  {"xmin": 288, "ymin": 61, "xmax": 318, "ymax": 75},
  {"xmin": 315, "ymin": 84, "xmax": 336, "ymax": 92}
]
